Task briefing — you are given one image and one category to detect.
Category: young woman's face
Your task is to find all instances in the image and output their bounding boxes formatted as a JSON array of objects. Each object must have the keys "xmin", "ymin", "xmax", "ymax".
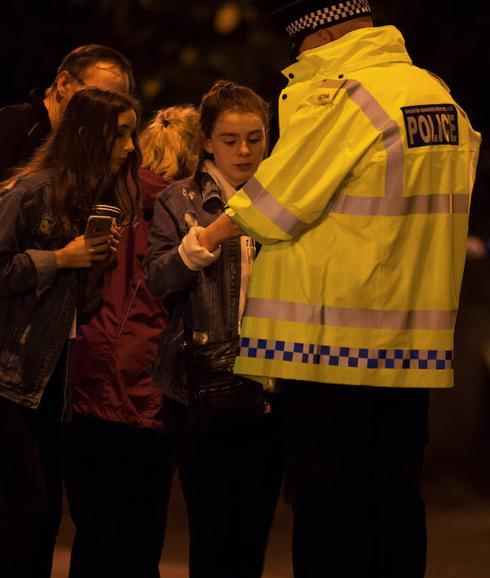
[
  {"xmin": 110, "ymin": 108, "xmax": 137, "ymax": 174},
  {"xmin": 203, "ymin": 111, "xmax": 266, "ymax": 187}
]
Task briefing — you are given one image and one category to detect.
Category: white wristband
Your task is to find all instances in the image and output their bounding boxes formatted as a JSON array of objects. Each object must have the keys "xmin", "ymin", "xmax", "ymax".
[{"xmin": 178, "ymin": 226, "xmax": 221, "ymax": 271}]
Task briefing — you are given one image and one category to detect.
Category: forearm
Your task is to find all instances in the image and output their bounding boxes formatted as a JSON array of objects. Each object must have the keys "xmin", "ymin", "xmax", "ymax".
[
  {"xmin": 0, "ymin": 251, "xmax": 55, "ymax": 299},
  {"xmin": 145, "ymin": 246, "xmax": 198, "ymax": 300},
  {"xmin": 26, "ymin": 249, "xmax": 58, "ymax": 296},
  {"xmin": 0, "ymin": 188, "xmax": 56, "ymax": 298},
  {"xmin": 198, "ymin": 213, "xmax": 244, "ymax": 252}
]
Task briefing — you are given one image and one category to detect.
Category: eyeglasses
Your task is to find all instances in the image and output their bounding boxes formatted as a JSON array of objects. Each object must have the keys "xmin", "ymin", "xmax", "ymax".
[{"xmin": 67, "ymin": 71, "xmax": 86, "ymax": 87}]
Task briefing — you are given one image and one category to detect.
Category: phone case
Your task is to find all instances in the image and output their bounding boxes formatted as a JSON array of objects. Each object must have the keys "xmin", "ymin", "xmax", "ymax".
[{"xmin": 85, "ymin": 215, "xmax": 113, "ymax": 238}]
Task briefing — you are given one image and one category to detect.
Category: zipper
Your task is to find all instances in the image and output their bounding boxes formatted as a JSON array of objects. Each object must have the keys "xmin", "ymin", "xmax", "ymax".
[{"xmin": 117, "ymin": 279, "xmax": 142, "ymax": 338}]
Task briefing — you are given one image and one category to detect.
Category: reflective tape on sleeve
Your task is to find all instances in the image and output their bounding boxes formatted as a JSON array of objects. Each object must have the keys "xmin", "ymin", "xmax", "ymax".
[{"xmin": 242, "ymin": 177, "xmax": 307, "ymax": 236}]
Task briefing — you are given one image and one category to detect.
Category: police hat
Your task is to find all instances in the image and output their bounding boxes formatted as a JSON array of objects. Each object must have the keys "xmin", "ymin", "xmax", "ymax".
[{"xmin": 268, "ymin": 0, "xmax": 372, "ymax": 39}]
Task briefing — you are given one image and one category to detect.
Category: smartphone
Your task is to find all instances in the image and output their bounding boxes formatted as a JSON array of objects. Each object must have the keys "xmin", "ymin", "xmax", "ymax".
[{"xmin": 85, "ymin": 215, "xmax": 113, "ymax": 239}]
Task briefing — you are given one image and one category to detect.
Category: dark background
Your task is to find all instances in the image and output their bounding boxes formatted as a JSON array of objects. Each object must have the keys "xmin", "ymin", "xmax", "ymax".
[
  {"xmin": 1, "ymin": 0, "xmax": 488, "ymax": 224},
  {"xmin": 2, "ymin": 0, "xmax": 490, "ymax": 486}
]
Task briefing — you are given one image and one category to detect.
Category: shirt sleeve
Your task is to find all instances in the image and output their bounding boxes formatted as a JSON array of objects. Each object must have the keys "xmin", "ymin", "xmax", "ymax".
[
  {"xmin": 226, "ymin": 87, "xmax": 375, "ymax": 244},
  {"xmin": 0, "ymin": 186, "xmax": 57, "ymax": 299},
  {"xmin": 144, "ymin": 193, "xmax": 199, "ymax": 300}
]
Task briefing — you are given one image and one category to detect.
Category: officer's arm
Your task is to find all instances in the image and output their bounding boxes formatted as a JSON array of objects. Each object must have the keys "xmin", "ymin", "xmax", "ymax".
[{"xmin": 225, "ymin": 91, "xmax": 372, "ymax": 244}]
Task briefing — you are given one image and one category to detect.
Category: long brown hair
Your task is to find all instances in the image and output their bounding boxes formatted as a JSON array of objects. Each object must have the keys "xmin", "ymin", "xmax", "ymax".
[{"xmin": 3, "ymin": 87, "xmax": 141, "ymax": 238}]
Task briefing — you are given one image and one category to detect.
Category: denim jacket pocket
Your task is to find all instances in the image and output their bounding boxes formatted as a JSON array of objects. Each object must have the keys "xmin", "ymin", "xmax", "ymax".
[{"xmin": 0, "ymin": 321, "xmax": 27, "ymax": 369}]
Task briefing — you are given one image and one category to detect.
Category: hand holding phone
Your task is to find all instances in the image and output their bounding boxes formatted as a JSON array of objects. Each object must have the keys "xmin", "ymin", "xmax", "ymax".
[{"xmin": 54, "ymin": 233, "xmax": 112, "ymax": 269}]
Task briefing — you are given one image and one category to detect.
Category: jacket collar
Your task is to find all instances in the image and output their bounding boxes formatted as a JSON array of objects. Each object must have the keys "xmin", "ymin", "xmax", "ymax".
[
  {"xmin": 199, "ymin": 171, "xmax": 222, "ymax": 208},
  {"xmin": 29, "ymin": 88, "xmax": 51, "ymax": 125},
  {"xmin": 198, "ymin": 161, "xmax": 237, "ymax": 210},
  {"xmin": 282, "ymin": 25, "xmax": 412, "ymax": 83}
]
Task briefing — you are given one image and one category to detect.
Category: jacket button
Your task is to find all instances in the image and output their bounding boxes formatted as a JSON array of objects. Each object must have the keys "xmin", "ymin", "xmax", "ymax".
[
  {"xmin": 288, "ymin": 73, "xmax": 294, "ymax": 79},
  {"xmin": 338, "ymin": 74, "xmax": 344, "ymax": 79},
  {"xmin": 282, "ymin": 93, "xmax": 288, "ymax": 100}
]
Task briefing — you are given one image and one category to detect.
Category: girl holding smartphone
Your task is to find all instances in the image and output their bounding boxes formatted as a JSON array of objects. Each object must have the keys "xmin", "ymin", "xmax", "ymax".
[{"xmin": 0, "ymin": 87, "xmax": 141, "ymax": 578}]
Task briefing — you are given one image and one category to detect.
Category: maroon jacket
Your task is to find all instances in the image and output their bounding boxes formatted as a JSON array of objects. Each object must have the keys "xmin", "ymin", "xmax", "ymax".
[{"xmin": 70, "ymin": 168, "xmax": 168, "ymax": 431}]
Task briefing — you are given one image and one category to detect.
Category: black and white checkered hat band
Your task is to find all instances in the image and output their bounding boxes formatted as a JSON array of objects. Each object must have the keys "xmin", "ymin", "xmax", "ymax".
[{"xmin": 285, "ymin": 0, "xmax": 371, "ymax": 37}]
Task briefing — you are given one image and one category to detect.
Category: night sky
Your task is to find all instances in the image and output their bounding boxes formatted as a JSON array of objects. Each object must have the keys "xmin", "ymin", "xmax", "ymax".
[{"xmin": 2, "ymin": 0, "xmax": 488, "ymax": 226}]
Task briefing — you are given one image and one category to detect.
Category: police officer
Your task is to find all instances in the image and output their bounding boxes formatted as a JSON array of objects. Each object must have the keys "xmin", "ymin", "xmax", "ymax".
[{"xmin": 199, "ymin": 1, "xmax": 481, "ymax": 577}]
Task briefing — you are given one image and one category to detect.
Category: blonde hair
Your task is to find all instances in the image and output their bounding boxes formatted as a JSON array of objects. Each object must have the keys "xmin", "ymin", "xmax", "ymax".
[{"xmin": 139, "ymin": 105, "xmax": 200, "ymax": 181}]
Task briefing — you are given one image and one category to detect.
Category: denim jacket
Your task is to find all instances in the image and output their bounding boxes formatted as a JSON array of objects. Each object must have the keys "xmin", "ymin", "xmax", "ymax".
[
  {"xmin": 145, "ymin": 170, "xmax": 243, "ymax": 404},
  {"xmin": 0, "ymin": 172, "xmax": 82, "ymax": 409}
]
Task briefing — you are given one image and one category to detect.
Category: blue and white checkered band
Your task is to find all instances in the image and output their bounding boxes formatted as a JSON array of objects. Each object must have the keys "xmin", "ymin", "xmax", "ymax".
[
  {"xmin": 285, "ymin": 0, "xmax": 371, "ymax": 37},
  {"xmin": 240, "ymin": 338, "xmax": 453, "ymax": 370}
]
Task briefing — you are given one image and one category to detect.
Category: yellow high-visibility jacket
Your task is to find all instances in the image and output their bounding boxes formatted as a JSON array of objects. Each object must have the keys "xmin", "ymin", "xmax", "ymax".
[{"xmin": 226, "ymin": 25, "xmax": 481, "ymax": 388}]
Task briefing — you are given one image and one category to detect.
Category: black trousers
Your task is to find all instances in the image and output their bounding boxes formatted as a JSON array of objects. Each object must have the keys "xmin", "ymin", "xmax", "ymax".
[
  {"xmin": 63, "ymin": 413, "xmax": 174, "ymax": 578},
  {"xmin": 281, "ymin": 381, "xmax": 429, "ymax": 578},
  {"xmin": 163, "ymin": 394, "xmax": 284, "ymax": 578},
  {"xmin": 0, "ymin": 358, "xmax": 65, "ymax": 578}
]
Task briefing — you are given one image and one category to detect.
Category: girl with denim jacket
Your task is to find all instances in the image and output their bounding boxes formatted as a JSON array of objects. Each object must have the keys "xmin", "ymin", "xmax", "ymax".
[
  {"xmin": 145, "ymin": 80, "xmax": 283, "ymax": 578},
  {"xmin": 0, "ymin": 87, "xmax": 141, "ymax": 578}
]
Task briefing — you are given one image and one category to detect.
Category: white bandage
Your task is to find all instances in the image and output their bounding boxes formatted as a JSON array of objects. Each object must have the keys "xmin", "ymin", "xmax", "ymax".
[{"xmin": 178, "ymin": 226, "xmax": 221, "ymax": 271}]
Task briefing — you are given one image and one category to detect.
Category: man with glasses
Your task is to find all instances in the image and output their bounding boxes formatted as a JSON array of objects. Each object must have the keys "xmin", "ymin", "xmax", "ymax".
[{"xmin": 0, "ymin": 44, "xmax": 134, "ymax": 180}]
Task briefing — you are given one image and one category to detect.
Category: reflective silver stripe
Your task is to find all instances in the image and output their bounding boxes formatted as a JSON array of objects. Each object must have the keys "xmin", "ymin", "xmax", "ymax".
[
  {"xmin": 328, "ymin": 193, "xmax": 469, "ymax": 215},
  {"xmin": 242, "ymin": 177, "xmax": 307, "ymax": 236},
  {"xmin": 322, "ymin": 79, "xmax": 469, "ymax": 216},
  {"xmin": 245, "ymin": 297, "xmax": 457, "ymax": 330},
  {"xmin": 453, "ymin": 194, "xmax": 470, "ymax": 213},
  {"xmin": 241, "ymin": 79, "xmax": 468, "ymax": 228},
  {"xmin": 331, "ymin": 79, "xmax": 404, "ymax": 201}
]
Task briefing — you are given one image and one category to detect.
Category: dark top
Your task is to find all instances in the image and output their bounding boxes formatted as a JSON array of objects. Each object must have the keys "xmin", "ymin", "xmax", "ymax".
[{"xmin": 0, "ymin": 89, "xmax": 51, "ymax": 180}]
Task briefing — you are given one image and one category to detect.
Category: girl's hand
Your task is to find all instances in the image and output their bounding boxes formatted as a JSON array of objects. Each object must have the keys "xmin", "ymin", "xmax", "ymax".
[
  {"xmin": 100, "ymin": 226, "xmax": 123, "ymax": 270},
  {"xmin": 88, "ymin": 226, "xmax": 124, "ymax": 272},
  {"xmin": 54, "ymin": 233, "xmax": 112, "ymax": 269},
  {"xmin": 108, "ymin": 226, "xmax": 122, "ymax": 255}
]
